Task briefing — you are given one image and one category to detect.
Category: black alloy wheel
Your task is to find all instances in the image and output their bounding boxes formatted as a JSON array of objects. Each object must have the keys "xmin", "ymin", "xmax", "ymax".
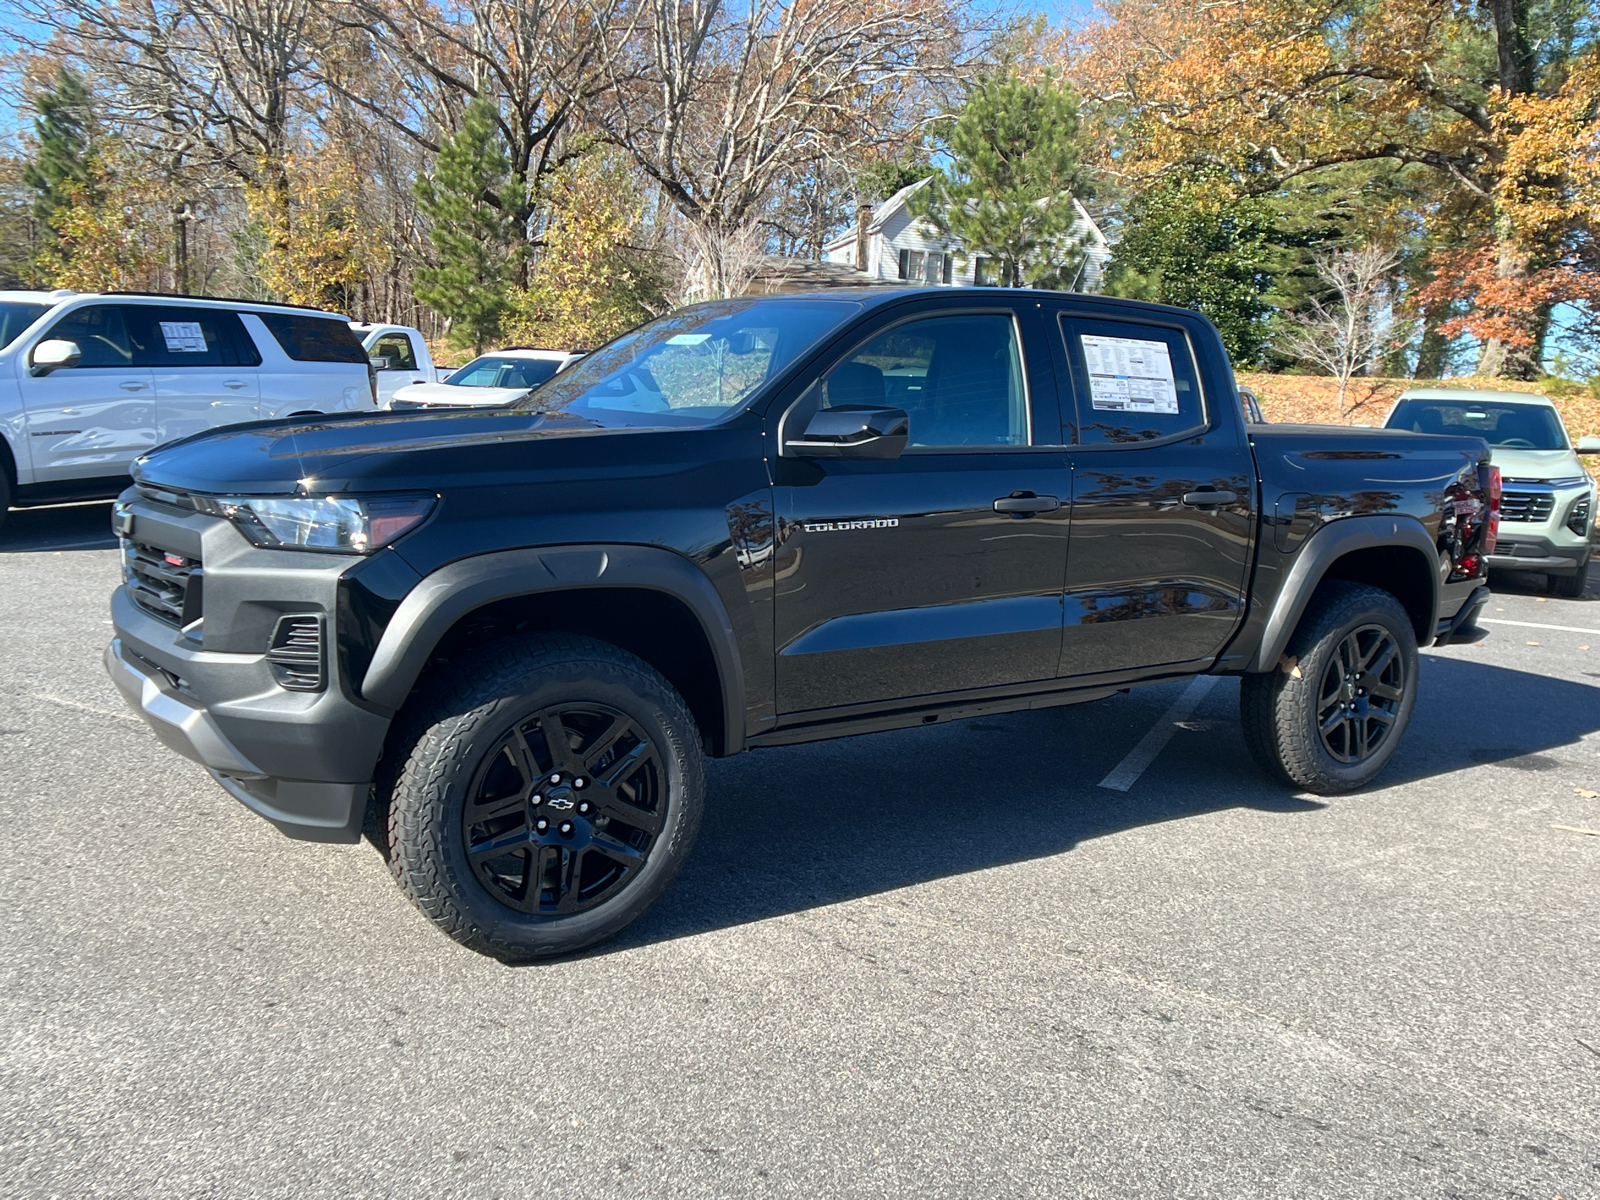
[
  {"xmin": 1315, "ymin": 624, "xmax": 1405, "ymax": 764},
  {"xmin": 1240, "ymin": 580, "xmax": 1419, "ymax": 794},
  {"xmin": 463, "ymin": 704, "xmax": 665, "ymax": 916},
  {"xmin": 384, "ymin": 633, "xmax": 705, "ymax": 961}
]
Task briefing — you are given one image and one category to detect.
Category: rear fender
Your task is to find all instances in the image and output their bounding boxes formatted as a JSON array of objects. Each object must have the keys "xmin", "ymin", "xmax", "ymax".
[{"xmin": 1244, "ymin": 515, "xmax": 1441, "ymax": 672}]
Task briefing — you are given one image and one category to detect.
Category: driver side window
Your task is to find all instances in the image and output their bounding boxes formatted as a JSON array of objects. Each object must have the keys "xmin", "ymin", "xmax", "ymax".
[
  {"xmin": 41, "ymin": 305, "xmax": 135, "ymax": 368},
  {"xmin": 817, "ymin": 313, "xmax": 1029, "ymax": 448}
]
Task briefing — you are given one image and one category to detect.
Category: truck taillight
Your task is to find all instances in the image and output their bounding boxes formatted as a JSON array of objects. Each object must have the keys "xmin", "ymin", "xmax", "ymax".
[{"xmin": 1482, "ymin": 463, "xmax": 1501, "ymax": 553}]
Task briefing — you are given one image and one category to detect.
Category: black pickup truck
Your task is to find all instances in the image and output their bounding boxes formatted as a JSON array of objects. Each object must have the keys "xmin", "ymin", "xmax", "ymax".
[{"xmin": 106, "ymin": 289, "xmax": 1497, "ymax": 960}]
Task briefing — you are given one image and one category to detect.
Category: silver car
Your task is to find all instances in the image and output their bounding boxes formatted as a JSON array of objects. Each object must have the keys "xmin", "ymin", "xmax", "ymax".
[{"xmin": 1384, "ymin": 387, "xmax": 1599, "ymax": 596}]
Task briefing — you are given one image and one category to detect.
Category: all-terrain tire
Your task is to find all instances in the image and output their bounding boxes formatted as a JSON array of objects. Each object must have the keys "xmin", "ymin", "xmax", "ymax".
[
  {"xmin": 1549, "ymin": 556, "xmax": 1589, "ymax": 598},
  {"xmin": 384, "ymin": 633, "xmax": 705, "ymax": 961},
  {"xmin": 1240, "ymin": 581, "xmax": 1419, "ymax": 794}
]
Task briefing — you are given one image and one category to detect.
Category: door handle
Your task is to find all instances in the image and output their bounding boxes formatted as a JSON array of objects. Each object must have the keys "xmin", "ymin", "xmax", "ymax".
[
  {"xmin": 120, "ymin": 382, "xmax": 148, "ymax": 391},
  {"xmin": 224, "ymin": 380, "xmax": 248, "ymax": 389},
  {"xmin": 1182, "ymin": 490, "xmax": 1238, "ymax": 507},
  {"xmin": 993, "ymin": 492, "xmax": 1062, "ymax": 515}
]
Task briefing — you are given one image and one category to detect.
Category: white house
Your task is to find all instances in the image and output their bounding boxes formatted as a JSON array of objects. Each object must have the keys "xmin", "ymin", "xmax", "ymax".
[{"xmin": 820, "ymin": 176, "xmax": 1111, "ymax": 292}]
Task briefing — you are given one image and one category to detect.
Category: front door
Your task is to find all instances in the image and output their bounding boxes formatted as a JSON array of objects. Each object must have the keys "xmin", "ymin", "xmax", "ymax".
[
  {"xmin": 131, "ymin": 305, "xmax": 262, "ymax": 448},
  {"xmin": 772, "ymin": 304, "xmax": 1072, "ymax": 715},
  {"xmin": 1054, "ymin": 312, "xmax": 1255, "ymax": 679},
  {"xmin": 17, "ymin": 303, "xmax": 155, "ymax": 482},
  {"xmin": 369, "ymin": 330, "xmax": 428, "ymax": 405}
]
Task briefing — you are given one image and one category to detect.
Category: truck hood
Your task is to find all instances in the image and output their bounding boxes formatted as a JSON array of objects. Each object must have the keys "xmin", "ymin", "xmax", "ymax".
[
  {"xmin": 390, "ymin": 380, "xmax": 529, "ymax": 407},
  {"xmin": 1485, "ymin": 445, "xmax": 1587, "ymax": 482},
  {"xmin": 132, "ymin": 408, "xmax": 628, "ymax": 495}
]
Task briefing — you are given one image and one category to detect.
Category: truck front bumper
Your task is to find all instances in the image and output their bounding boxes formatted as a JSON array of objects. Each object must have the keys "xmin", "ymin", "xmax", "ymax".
[
  {"xmin": 105, "ymin": 492, "xmax": 395, "ymax": 844},
  {"xmin": 106, "ymin": 632, "xmax": 376, "ymax": 842}
]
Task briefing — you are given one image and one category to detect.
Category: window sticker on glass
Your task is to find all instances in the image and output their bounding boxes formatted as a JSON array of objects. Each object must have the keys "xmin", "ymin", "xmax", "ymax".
[
  {"xmin": 1081, "ymin": 334, "xmax": 1179, "ymax": 414},
  {"xmin": 159, "ymin": 321, "xmax": 208, "ymax": 353}
]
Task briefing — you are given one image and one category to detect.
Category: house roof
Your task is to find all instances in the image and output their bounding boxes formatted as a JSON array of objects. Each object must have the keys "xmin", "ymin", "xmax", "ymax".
[{"xmin": 821, "ymin": 176, "xmax": 1108, "ymax": 253}]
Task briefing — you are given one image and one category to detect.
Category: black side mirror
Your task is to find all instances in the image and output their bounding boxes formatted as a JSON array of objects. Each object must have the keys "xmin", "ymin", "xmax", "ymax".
[{"xmin": 788, "ymin": 405, "xmax": 909, "ymax": 459}]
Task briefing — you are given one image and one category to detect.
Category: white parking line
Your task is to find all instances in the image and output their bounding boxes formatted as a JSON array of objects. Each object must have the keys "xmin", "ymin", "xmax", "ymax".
[
  {"xmin": 1098, "ymin": 676, "xmax": 1220, "ymax": 792},
  {"xmin": 1480, "ymin": 618, "xmax": 1600, "ymax": 636}
]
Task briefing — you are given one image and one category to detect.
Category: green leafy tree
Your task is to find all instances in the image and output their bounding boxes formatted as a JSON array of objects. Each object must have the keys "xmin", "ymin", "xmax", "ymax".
[
  {"xmin": 23, "ymin": 68, "xmax": 98, "ymax": 227},
  {"xmin": 916, "ymin": 74, "xmax": 1089, "ymax": 288},
  {"xmin": 414, "ymin": 98, "xmax": 521, "ymax": 354},
  {"xmin": 1105, "ymin": 175, "xmax": 1277, "ymax": 365}
]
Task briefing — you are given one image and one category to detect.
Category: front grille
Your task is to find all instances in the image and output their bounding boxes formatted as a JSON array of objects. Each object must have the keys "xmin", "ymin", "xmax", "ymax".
[
  {"xmin": 1500, "ymin": 491, "xmax": 1555, "ymax": 522},
  {"xmin": 123, "ymin": 541, "xmax": 202, "ymax": 626},
  {"xmin": 267, "ymin": 615, "xmax": 325, "ymax": 692}
]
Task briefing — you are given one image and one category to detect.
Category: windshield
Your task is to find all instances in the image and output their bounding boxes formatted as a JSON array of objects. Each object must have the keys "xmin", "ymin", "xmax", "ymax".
[
  {"xmin": 1387, "ymin": 398, "xmax": 1567, "ymax": 450},
  {"xmin": 511, "ymin": 298, "xmax": 864, "ymax": 428},
  {"xmin": 0, "ymin": 301, "xmax": 49, "ymax": 351},
  {"xmin": 446, "ymin": 356, "xmax": 563, "ymax": 389}
]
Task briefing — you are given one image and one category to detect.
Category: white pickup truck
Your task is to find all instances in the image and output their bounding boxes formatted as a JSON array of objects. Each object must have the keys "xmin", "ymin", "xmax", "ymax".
[{"xmin": 351, "ymin": 323, "xmax": 443, "ymax": 407}]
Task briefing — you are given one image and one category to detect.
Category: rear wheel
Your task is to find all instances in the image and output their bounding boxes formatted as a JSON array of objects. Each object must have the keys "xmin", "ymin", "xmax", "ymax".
[
  {"xmin": 1549, "ymin": 556, "xmax": 1589, "ymax": 598},
  {"xmin": 384, "ymin": 633, "xmax": 705, "ymax": 961},
  {"xmin": 1241, "ymin": 581, "xmax": 1418, "ymax": 794}
]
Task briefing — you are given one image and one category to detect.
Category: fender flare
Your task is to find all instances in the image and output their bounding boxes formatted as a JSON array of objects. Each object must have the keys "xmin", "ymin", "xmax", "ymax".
[
  {"xmin": 1247, "ymin": 514, "xmax": 1441, "ymax": 672},
  {"xmin": 359, "ymin": 544, "xmax": 746, "ymax": 753}
]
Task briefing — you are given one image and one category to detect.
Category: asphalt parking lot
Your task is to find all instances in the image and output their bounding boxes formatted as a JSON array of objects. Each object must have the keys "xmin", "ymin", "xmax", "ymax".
[{"xmin": 2, "ymin": 501, "xmax": 1597, "ymax": 1199}]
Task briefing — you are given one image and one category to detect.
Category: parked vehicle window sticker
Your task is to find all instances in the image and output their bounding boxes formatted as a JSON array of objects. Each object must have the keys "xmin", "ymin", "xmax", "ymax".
[
  {"xmin": 1081, "ymin": 334, "xmax": 1180, "ymax": 415},
  {"xmin": 159, "ymin": 321, "xmax": 208, "ymax": 353}
]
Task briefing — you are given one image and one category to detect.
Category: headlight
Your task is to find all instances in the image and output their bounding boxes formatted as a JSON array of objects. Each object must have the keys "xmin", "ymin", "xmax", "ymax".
[{"xmin": 196, "ymin": 494, "xmax": 435, "ymax": 553}]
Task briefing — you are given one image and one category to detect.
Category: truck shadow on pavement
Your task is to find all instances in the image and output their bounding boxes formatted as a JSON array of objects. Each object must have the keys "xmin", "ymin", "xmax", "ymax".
[
  {"xmin": 0, "ymin": 502, "xmax": 117, "ymax": 553},
  {"xmin": 595, "ymin": 654, "xmax": 1600, "ymax": 955}
]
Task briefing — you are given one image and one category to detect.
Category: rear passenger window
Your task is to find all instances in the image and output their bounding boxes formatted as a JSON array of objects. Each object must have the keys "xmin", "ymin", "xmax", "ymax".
[
  {"xmin": 1058, "ymin": 317, "xmax": 1205, "ymax": 445},
  {"xmin": 254, "ymin": 313, "xmax": 368, "ymax": 363},
  {"xmin": 40, "ymin": 304, "xmax": 134, "ymax": 367},
  {"xmin": 126, "ymin": 306, "xmax": 261, "ymax": 368},
  {"xmin": 820, "ymin": 314, "xmax": 1029, "ymax": 448}
]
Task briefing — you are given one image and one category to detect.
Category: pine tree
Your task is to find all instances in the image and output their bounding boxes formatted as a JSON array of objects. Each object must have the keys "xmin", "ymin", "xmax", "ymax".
[
  {"xmin": 1105, "ymin": 175, "xmax": 1277, "ymax": 366},
  {"xmin": 916, "ymin": 74, "xmax": 1088, "ymax": 288},
  {"xmin": 414, "ymin": 98, "xmax": 520, "ymax": 354},
  {"xmin": 23, "ymin": 68, "xmax": 98, "ymax": 230}
]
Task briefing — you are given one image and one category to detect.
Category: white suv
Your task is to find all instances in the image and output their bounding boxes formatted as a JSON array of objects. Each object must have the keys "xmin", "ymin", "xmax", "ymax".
[
  {"xmin": 0, "ymin": 290, "xmax": 378, "ymax": 526},
  {"xmin": 1385, "ymin": 387, "xmax": 1599, "ymax": 596}
]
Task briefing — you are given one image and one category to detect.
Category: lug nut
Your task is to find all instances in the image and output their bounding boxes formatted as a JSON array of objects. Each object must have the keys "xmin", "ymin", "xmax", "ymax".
[
  {"xmin": 535, "ymin": 818, "xmax": 549, "ymax": 833},
  {"xmin": 559, "ymin": 822, "xmax": 574, "ymax": 836},
  {"xmin": 549, "ymin": 773, "xmax": 562, "ymax": 784},
  {"xmin": 531, "ymin": 793, "xmax": 543, "ymax": 806},
  {"xmin": 574, "ymin": 777, "xmax": 586, "ymax": 789},
  {"xmin": 578, "ymin": 801, "xmax": 591, "ymax": 815}
]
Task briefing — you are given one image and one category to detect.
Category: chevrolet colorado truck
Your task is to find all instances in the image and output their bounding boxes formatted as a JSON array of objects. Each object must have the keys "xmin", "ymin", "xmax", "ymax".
[{"xmin": 106, "ymin": 289, "xmax": 1498, "ymax": 960}]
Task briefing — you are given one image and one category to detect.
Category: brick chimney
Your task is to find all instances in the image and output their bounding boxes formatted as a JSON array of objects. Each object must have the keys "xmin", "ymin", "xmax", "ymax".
[{"xmin": 855, "ymin": 201, "xmax": 872, "ymax": 273}]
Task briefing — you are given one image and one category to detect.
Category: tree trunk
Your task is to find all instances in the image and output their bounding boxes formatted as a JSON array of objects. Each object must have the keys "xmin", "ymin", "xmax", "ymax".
[
  {"xmin": 1414, "ymin": 300, "xmax": 1449, "ymax": 378},
  {"xmin": 1490, "ymin": 0, "xmax": 1535, "ymax": 95},
  {"xmin": 1476, "ymin": 234, "xmax": 1539, "ymax": 378}
]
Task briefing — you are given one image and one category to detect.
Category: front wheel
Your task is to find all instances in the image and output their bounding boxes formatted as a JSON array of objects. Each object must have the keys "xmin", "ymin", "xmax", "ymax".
[
  {"xmin": 384, "ymin": 634, "xmax": 705, "ymax": 961},
  {"xmin": 1549, "ymin": 556, "xmax": 1589, "ymax": 598},
  {"xmin": 1241, "ymin": 581, "xmax": 1419, "ymax": 794}
]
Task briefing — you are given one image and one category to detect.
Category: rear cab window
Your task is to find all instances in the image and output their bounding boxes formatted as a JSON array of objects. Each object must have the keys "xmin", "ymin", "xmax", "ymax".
[
  {"xmin": 253, "ymin": 312, "xmax": 368, "ymax": 363},
  {"xmin": 1057, "ymin": 315, "xmax": 1206, "ymax": 445}
]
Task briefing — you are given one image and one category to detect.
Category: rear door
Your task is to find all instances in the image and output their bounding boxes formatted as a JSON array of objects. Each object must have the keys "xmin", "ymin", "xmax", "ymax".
[
  {"xmin": 1053, "ymin": 309, "xmax": 1256, "ymax": 680},
  {"xmin": 16, "ymin": 303, "xmax": 155, "ymax": 482},
  {"xmin": 771, "ymin": 299, "xmax": 1073, "ymax": 715},
  {"xmin": 132, "ymin": 305, "xmax": 261, "ymax": 448}
]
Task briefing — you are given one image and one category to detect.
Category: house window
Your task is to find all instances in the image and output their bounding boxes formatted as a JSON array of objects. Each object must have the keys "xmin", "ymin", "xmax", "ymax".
[
  {"xmin": 974, "ymin": 256, "xmax": 997, "ymax": 287},
  {"xmin": 900, "ymin": 250, "xmax": 926, "ymax": 283},
  {"xmin": 924, "ymin": 252, "xmax": 943, "ymax": 285}
]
